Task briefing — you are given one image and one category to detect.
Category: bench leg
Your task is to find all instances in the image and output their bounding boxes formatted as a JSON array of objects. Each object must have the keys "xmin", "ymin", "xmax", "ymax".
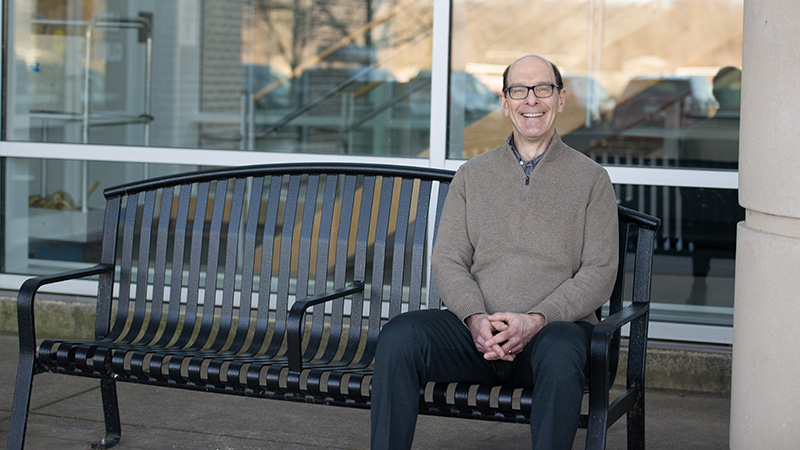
[
  {"xmin": 584, "ymin": 405, "xmax": 609, "ymax": 450},
  {"xmin": 627, "ymin": 390, "xmax": 645, "ymax": 450},
  {"xmin": 7, "ymin": 351, "xmax": 36, "ymax": 450},
  {"xmin": 91, "ymin": 377, "xmax": 121, "ymax": 449}
]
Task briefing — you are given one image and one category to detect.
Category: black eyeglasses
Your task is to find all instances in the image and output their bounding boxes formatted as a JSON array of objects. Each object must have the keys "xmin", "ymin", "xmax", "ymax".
[{"xmin": 505, "ymin": 84, "xmax": 560, "ymax": 100}]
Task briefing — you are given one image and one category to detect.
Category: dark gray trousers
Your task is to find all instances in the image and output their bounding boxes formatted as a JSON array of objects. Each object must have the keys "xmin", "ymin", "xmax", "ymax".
[{"xmin": 370, "ymin": 309, "xmax": 593, "ymax": 450}]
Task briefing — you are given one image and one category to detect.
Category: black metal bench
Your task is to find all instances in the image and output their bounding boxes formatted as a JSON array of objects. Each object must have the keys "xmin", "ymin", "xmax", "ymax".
[{"xmin": 8, "ymin": 162, "xmax": 660, "ymax": 450}]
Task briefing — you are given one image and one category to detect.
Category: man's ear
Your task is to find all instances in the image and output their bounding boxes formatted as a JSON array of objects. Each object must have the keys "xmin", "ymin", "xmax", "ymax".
[{"xmin": 500, "ymin": 92, "xmax": 510, "ymax": 117}]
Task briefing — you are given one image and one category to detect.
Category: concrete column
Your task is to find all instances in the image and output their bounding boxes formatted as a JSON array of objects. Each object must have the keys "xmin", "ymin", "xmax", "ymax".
[{"xmin": 731, "ymin": 1, "xmax": 800, "ymax": 448}]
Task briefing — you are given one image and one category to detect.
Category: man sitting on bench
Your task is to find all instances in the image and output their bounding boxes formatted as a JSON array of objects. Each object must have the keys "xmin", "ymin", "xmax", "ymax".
[{"xmin": 370, "ymin": 54, "xmax": 619, "ymax": 450}]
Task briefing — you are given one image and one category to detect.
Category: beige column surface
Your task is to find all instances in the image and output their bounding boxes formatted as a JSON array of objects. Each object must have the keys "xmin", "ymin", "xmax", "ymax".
[{"xmin": 731, "ymin": 0, "xmax": 800, "ymax": 448}]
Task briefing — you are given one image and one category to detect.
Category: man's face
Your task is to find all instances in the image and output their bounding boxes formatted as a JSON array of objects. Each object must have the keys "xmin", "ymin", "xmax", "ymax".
[{"xmin": 500, "ymin": 56, "xmax": 566, "ymax": 147}]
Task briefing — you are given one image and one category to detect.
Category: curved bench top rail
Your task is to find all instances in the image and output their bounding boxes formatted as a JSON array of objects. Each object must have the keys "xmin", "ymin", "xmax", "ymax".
[
  {"xmin": 617, "ymin": 204, "xmax": 661, "ymax": 231},
  {"xmin": 104, "ymin": 162, "xmax": 456, "ymax": 199}
]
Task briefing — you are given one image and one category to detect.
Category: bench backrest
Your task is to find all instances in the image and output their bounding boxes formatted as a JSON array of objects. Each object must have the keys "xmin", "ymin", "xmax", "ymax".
[
  {"xmin": 94, "ymin": 162, "xmax": 658, "ymax": 370},
  {"xmin": 94, "ymin": 163, "xmax": 452, "ymax": 361}
]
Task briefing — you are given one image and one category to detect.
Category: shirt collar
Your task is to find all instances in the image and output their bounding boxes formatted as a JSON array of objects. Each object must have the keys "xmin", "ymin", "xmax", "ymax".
[{"xmin": 507, "ymin": 134, "xmax": 546, "ymax": 176}]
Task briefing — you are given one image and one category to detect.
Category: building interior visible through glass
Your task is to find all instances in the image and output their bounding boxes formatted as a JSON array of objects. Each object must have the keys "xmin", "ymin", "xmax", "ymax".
[{"xmin": 7, "ymin": 0, "xmax": 743, "ymax": 329}]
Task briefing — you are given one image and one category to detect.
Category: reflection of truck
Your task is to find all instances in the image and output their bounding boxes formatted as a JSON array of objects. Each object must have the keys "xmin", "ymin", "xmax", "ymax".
[{"xmin": 611, "ymin": 75, "xmax": 718, "ymax": 132}]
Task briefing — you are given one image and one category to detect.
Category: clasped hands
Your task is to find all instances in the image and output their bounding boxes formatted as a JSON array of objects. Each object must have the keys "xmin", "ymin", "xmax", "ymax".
[{"xmin": 466, "ymin": 312, "xmax": 546, "ymax": 362}]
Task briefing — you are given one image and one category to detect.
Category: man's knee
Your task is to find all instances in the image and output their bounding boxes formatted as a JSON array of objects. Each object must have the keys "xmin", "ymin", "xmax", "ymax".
[
  {"xmin": 378, "ymin": 310, "xmax": 432, "ymax": 350},
  {"xmin": 530, "ymin": 322, "xmax": 592, "ymax": 375},
  {"xmin": 375, "ymin": 310, "xmax": 445, "ymax": 370}
]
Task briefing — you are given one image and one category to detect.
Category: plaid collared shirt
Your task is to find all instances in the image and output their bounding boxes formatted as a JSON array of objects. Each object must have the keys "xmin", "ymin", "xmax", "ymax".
[{"xmin": 507, "ymin": 134, "xmax": 545, "ymax": 178}]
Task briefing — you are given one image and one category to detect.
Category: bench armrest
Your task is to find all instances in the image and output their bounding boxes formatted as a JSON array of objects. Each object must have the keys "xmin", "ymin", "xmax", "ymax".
[
  {"xmin": 286, "ymin": 281, "xmax": 366, "ymax": 374},
  {"xmin": 16, "ymin": 263, "xmax": 115, "ymax": 355},
  {"xmin": 592, "ymin": 303, "xmax": 649, "ymax": 344},
  {"xmin": 589, "ymin": 302, "xmax": 649, "ymax": 389}
]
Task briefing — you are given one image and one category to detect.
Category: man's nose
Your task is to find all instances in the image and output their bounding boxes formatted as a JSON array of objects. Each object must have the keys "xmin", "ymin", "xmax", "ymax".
[{"xmin": 524, "ymin": 91, "xmax": 539, "ymax": 103}]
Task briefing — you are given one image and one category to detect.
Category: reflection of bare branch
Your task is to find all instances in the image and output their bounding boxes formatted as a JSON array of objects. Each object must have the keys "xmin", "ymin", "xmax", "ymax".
[
  {"xmin": 253, "ymin": 0, "xmax": 424, "ymax": 102},
  {"xmin": 257, "ymin": 24, "xmax": 433, "ymax": 137},
  {"xmin": 264, "ymin": 11, "xmax": 290, "ymax": 60}
]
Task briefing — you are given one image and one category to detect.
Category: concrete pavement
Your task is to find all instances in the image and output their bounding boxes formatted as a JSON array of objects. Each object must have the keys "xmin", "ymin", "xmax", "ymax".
[{"xmin": 0, "ymin": 333, "xmax": 731, "ymax": 449}]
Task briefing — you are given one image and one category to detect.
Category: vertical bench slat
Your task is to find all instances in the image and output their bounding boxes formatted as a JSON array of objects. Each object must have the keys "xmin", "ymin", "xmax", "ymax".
[
  {"xmin": 316, "ymin": 174, "xmax": 338, "ymax": 294},
  {"xmin": 140, "ymin": 186, "xmax": 174, "ymax": 345},
  {"xmin": 297, "ymin": 175, "xmax": 319, "ymax": 302},
  {"xmin": 108, "ymin": 193, "xmax": 141, "ymax": 341},
  {"xmin": 362, "ymin": 176, "xmax": 395, "ymax": 363},
  {"xmin": 95, "ymin": 196, "xmax": 122, "ymax": 339},
  {"xmin": 305, "ymin": 174, "xmax": 338, "ymax": 360},
  {"xmin": 388, "ymin": 178, "xmax": 413, "ymax": 319},
  {"xmin": 322, "ymin": 174, "xmax": 358, "ymax": 364},
  {"xmin": 341, "ymin": 175, "xmax": 374, "ymax": 363},
  {"xmin": 193, "ymin": 180, "xmax": 228, "ymax": 351},
  {"xmin": 407, "ymin": 179, "xmax": 432, "ymax": 312},
  {"xmin": 173, "ymin": 181, "xmax": 210, "ymax": 350},
  {"xmin": 277, "ymin": 175, "xmax": 301, "ymax": 323},
  {"xmin": 296, "ymin": 175, "xmax": 322, "ymax": 360},
  {"xmin": 259, "ymin": 175, "xmax": 286, "ymax": 357},
  {"xmin": 125, "ymin": 189, "xmax": 157, "ymax": 343},
  {"xmin": 426, "ymin": 181, "xmax": 450, "ymax": 310},
  {"xmin": 157, "ymin": 184, "xmax": 192, "ymax": 347},
  {"xmin": 213, "ymin": 177, "xmax": 247, "ymax": 351},
  {"xmin": 232, "ymin": 176, "xmax": 264, "ymax": 352}
]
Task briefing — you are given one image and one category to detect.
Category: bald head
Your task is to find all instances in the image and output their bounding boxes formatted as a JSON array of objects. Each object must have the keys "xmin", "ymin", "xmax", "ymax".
[{"xmin": 502, "ymin": 55, "xmax": 563, "ymax": 93}]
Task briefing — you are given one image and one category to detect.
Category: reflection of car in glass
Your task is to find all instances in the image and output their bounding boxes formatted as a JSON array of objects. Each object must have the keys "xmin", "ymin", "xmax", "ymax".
[
  {"xmin": 611, "ymin": 75, "xmax": 718, "ymax": 132},
  {"xmin": 407, "ymin": 71, "xmax": 498, "ymax": 123},
  {"xmin": 562, "ymin": 75, "xmax": 615, "ymax": 126},
  {"xmin": 247, "ymin": 64, "xmax": 396, "ymax": 116},
  {"xmin": 289, "ymin": 66, "xmax": 396, "ymax": 119},
  {"xmin": 453, "ymin": 71, "xmax": 500, "ymax": 122},
  {"xmin": 244, "ymin": 64, "xmax": 290, "ymax": 110}
]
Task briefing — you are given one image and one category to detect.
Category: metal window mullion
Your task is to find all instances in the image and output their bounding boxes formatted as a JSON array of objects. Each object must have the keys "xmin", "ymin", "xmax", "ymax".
[{"xmin": 429, "ymin": 0, "xmax": 451, "ymax": 169}]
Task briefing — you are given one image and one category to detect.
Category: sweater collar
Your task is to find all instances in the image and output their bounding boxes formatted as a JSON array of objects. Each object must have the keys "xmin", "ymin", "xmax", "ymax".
[{"xmin": 505, "ymin": 132, "xmax": 565, "ymax": 163}]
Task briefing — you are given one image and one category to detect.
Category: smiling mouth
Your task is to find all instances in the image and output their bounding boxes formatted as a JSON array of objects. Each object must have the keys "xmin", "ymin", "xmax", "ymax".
[{"xmin": 522, "ymin": 113, "xmax": 544, "ymax": 118}]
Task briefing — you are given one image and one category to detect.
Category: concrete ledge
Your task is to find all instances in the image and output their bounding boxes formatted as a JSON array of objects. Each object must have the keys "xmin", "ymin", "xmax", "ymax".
[
  {"xmin": 618, "ymin": 346, "xmax": 731, "ymax": 395},
  {"xmin": 1, "ymin": 295, "xmax": 96, "ymax": 340},
  {"xmin": 0, "ymin": 295, "xmax": 731, "ymax": 394}
]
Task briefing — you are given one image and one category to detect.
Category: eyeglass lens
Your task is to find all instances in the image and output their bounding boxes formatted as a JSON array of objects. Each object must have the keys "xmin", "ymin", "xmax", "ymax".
[{"xmin": 507, "ymin": 85, "xmax": 554, "ymax": 99}]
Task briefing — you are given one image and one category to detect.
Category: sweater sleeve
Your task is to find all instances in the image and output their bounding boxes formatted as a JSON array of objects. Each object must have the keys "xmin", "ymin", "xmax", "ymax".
[
  {"xmin": 528, "ymin": 169, "xmax": 619, "ymax": 324},
  {"xmin": 431, "ymin": 168, "xmax": 488, "ymax": 323}
]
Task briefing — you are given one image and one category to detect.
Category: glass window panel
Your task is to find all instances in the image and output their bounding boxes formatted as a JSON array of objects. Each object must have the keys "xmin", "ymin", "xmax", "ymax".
[
  {"xmin": 451, "ymin": 0, "xmax": 743, "ymax": 169},
  {"xmin": 4, "ymin": 157, "xmax": 205, "ymax": 275},
  {"xmin": 615, "ymin": 183, "xmax": 741, "ymax": 325},
  {"xmin": 8, "ymin": 0, "xmax": 433, "ymax": 156}
]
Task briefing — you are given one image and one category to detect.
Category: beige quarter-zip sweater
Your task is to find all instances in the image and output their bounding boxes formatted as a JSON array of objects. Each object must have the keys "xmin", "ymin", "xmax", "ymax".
[{"xmin": 431, "ymin": 133, "xmax": 619, "ymax": 325}]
